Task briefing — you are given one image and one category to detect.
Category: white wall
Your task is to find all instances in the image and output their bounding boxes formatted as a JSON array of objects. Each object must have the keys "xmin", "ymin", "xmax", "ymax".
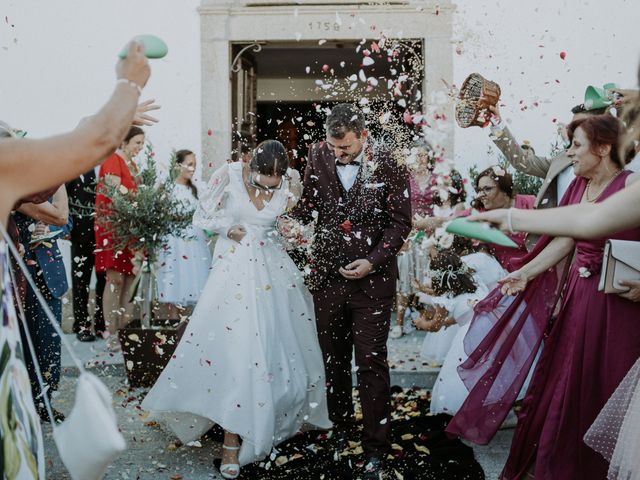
[
  {"xmin": 1, "ymin": 0, "xmax": 639, "ymax": 179},
  {"xmin": 452, "ymin": 0, "xmax": 639, "ymax": 174},
  {"xmin": 0, "ymin": 0, "xmax": 202, "ymax": 175}
]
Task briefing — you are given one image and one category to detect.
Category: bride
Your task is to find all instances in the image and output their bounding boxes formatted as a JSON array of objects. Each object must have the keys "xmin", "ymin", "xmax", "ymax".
[{"xmin": 142, "ymin": 140, "xmax": 331, "ymax": 479}]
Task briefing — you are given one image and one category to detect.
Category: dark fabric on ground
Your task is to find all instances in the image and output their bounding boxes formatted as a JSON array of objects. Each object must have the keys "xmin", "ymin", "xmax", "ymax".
[{"xmin": 213, "ymin": 387, "xmax": 485, "ymax": 480}]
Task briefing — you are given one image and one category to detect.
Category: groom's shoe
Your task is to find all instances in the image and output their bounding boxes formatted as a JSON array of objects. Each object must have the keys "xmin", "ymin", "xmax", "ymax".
[{"xmin": 361, "ymin": 456, "xmax": 385, "ymax": 480}]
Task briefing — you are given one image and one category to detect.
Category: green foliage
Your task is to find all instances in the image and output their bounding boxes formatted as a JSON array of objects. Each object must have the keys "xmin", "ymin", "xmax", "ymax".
[{"xmin": 96, "ymin": 145, "xmax": 192, "ymax": 265}]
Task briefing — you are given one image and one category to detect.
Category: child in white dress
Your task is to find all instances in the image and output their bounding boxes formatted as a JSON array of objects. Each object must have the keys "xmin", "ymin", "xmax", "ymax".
[
  {"xmin": 156, "ymin": 150, "xmax": 212, "ymax": 318},
  {"xmin": 414, "ymin": 244, "xmax": 506, "ymax": 415}
]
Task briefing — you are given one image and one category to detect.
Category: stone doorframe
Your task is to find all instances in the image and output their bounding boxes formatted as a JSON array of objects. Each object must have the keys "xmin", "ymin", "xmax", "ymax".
[{"xmin": 199, "ymin": 0, "xmax": 454, "ymax": 177}]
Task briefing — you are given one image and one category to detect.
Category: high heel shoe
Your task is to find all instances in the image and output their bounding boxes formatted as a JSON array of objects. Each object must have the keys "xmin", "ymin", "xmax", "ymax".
[{"xmin": 220, "ymin": 444, "xmax": 241, "ymax": 479}]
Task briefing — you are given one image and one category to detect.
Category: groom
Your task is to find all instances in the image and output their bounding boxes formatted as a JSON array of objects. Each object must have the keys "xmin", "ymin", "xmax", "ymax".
[{"xmin": 283, "ymin": 104, "xmax": 411, "ymax": 479}]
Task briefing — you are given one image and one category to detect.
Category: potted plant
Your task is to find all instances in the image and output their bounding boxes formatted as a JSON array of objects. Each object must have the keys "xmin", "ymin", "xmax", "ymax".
[{"xmin": 97, "ymin": 145, "xmax": 193, "ymax": 387}]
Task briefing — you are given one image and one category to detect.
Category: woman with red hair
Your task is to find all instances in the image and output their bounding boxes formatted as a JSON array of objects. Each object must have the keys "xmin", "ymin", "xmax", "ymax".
[{"xmin": 447, "ymin": 114, "xmax": 640, "ymax": 479}]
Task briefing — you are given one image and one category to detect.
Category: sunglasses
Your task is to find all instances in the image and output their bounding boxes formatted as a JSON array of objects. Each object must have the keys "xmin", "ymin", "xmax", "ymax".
[{"xmin": 249, "ymin": 171, "xmax": 284, "ymax": 192}]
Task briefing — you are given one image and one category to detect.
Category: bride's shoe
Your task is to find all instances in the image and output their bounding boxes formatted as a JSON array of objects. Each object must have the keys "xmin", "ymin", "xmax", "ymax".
[{"xmin": 220, "ymin": 444, "xmax": 241, "ymax": 479}]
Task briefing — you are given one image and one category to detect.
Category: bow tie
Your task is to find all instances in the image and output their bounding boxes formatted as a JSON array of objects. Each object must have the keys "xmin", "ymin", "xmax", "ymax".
[{"xmin": 336, "ymin": 161, "xmax": 360, "ymax": 167}]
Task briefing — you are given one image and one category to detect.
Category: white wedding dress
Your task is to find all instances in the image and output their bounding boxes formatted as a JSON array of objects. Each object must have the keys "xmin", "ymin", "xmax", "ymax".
[{"xmin": 142, "ymin": 162, "xmax": 331, "ymax": 466}]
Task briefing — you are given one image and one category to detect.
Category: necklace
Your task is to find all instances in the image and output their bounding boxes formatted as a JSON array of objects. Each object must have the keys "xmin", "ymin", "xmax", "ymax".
[{"xmin": 585, "ymin": 170, "xmax": 622, "ymax": 202}]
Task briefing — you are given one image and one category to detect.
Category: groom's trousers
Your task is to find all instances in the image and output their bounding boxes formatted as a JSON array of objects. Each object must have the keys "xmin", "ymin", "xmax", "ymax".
[{"xmin": 312, "ymin": 277, "xmax": 392, "ymax": 458}]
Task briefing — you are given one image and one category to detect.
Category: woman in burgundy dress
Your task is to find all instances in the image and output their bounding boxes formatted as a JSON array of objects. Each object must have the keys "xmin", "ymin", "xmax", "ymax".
[
  {"xmin": 468, "ymin": 166, "xmax": 535, "ymax": 271},
  {"xmin": 447, "ymin": 114, "xmax": 640, "ymax": 479},
  {"xmin": 95, "ymin": 126, "xmax": 144, "ymax": 350}
]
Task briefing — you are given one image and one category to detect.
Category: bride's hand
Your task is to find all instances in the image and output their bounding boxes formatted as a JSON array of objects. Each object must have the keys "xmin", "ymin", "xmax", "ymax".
[
  {"xmin": 498, "ymin": 269, "xmax": 529, "ymax": 296},
  {"xmin": 227, "ymin": 225, "xmax": 247, "ymax": 243}
]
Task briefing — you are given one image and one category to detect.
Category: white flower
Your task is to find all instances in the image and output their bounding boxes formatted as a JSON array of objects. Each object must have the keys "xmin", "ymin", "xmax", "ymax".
[
  {"xmin": 578, "ymin": 267, "xmax": 591, "ymax": 278},
  {"xmin": 492, "ymin": 166, "xmax": 506, "ymax": 177},
  {"xmin": 438, "ymin": 233, "xmax": 454, "ymax": 250}
]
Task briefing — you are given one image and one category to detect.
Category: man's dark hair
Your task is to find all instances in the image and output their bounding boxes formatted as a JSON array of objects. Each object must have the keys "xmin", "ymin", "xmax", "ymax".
[{"xmin": 325, "ymin": 103, "xmax": 366, "ymax": 139}]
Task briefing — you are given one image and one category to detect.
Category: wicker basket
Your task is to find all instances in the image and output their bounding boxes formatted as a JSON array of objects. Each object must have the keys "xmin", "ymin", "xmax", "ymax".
[{"xmin": 455, "ymin": 73, "xmax": 501, "ymax": 128}]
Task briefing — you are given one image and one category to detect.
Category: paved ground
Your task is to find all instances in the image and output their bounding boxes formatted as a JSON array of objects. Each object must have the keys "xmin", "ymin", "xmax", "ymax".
[{"xmin": 45, "ymin": 328, "xmax": 512, "ymax": 479}]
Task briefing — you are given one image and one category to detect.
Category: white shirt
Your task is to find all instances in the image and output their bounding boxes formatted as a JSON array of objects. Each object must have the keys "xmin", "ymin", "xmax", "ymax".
[
  {"xmin": 335, "ymin": 145, "xmax": 366, "ymax": 192},
  {"xmin": 556, "ymin": 165, "xmax": 575, "ymax": 203}
]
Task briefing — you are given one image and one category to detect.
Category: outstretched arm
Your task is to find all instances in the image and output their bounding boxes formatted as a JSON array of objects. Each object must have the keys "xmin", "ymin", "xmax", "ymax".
[
  {"xmin": 487, "ymin": 103, "xmax": 553, "ymax": 179},
  {"xmin": 500, "ymin": 236, "xmax": 574, "ymax": 295},
  {"xmin": 471, "ymin": 173, "xmax": 640, "ymax": 239},
  {"xmin": 0, "ymin": 40, "xmax": 150, "ymax": 221}
]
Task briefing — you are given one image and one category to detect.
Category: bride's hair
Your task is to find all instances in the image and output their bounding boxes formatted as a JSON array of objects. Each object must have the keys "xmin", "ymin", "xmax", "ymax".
[{"xmin": 251, "ymin": 140, "xmax": 289, "ymax": 176}]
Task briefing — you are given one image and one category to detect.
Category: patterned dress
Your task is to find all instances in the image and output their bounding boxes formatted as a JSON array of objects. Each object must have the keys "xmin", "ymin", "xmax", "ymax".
[{"xmin": 0, "ymin": 240, "xmax": 44, "ymax": 479}]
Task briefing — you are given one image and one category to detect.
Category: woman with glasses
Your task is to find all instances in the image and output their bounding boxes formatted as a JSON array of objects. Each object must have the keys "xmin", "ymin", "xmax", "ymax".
[
  {"xmin": 142, "ymin": 140, "xmax": 331, "ymax": 479},
  {"xmin": 468, "ymin": 166, "xmax": 535, "ymax": 271}
]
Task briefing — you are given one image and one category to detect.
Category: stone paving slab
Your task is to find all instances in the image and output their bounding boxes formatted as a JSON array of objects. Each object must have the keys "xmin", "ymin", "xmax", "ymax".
[{"xmin": 45, "ymin": 373, "xmax": 512, "ymax": 480}]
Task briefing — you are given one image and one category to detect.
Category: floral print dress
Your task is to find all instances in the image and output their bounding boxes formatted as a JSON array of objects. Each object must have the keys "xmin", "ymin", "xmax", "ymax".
[{"xmin": 0, "ymin": 240, "xmax": 44, "ymax": 479}]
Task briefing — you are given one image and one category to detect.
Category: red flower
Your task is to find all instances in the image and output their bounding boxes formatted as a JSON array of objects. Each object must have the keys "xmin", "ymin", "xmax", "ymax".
[{"xmin": 340, "ymin": 219, "xmax": 353, "ymax": 233}]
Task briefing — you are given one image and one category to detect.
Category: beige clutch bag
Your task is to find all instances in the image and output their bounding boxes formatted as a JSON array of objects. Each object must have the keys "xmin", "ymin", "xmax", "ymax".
[{"xmin": 598, "ymin": 239, "xmax": 640, "ymax": 293}]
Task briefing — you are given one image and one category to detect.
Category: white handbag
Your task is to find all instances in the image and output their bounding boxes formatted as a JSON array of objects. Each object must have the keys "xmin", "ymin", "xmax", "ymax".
[
  {"xmin": 3, "ymin": 223, "xmax": 126, "ymax": 480},
  {"xmin": 598, "ymin": 239, "xmax": 640, "ymax": 294}
]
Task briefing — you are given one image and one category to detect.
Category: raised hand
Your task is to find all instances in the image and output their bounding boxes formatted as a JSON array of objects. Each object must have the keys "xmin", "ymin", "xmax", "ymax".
[
  {"xmin": 499, "ymin": 270, "xmax": 528, "ymax": 296},
  {"xmin": 133, "ymin": 99, "xmax": 161, "ymax": 126},
  {"xmin": 116, "ymin": 40, "xmax": 151, "ymax": 89}
]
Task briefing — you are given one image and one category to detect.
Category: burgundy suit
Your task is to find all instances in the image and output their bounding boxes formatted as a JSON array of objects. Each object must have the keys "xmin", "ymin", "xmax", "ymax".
[{"xmin": 289, "ymin": 141, "xmax": 411, "ymax": 457}]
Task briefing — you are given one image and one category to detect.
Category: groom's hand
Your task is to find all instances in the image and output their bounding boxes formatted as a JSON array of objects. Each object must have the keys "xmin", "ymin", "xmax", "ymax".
[{"xmin": 339, "ymin": 259, "xmax": 373, "ymax": 280}]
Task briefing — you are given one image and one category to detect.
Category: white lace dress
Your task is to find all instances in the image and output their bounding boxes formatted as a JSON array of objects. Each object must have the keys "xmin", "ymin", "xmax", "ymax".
[
  {"xmin": 155, "ymin": 184, "xmax": 212, "ymax": 306},
  {"xmin": 142, "ymin": 162, "xmax": 331, "ymax": 466}
]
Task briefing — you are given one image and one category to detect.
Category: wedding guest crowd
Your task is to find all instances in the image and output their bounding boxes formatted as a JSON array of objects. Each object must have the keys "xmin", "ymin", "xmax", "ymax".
[
  {"xmin": 0, "ymin": 39, "xmax": 151, "ymax": 478},
  {"xmin": 2, "ymin": 25, "xmax": 640, "ymax": 480}
]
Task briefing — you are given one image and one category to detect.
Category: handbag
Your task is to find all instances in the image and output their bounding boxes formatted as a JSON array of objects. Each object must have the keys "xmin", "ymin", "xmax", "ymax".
[
  {"xmin": 598, "ymin": 239, "xmax": 640, "ymax": 294},
  {"xmin": 2, "ymin": 223, "xmax": 126, "ymax": 480}
]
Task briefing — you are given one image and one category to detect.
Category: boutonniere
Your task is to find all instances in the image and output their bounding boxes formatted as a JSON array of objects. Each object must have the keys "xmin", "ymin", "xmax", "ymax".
[{"xmin": 578, "ymin": 267, "xmax": 591, "ymax": 278}]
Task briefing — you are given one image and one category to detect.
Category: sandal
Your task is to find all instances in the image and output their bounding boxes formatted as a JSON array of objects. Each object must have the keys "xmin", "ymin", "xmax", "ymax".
[{"xmin": 220, "ymin": 444, "xmax": 241, "ymax": 479}]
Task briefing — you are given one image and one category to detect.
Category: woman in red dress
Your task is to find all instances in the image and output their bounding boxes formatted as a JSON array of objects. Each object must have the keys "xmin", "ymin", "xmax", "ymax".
[{"xmin": 95, "ymin": 126, "xmax": 144, "ymax": 350}]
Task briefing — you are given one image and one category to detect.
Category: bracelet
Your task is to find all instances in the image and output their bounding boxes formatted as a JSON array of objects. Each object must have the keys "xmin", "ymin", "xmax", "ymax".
[
  {"xmin": 507, "ymin": 207, "xmax": 515, "ymax": 234},
  {"xmin": 116, "ymin": 78, "xmax": 142, "ymax": 95}
]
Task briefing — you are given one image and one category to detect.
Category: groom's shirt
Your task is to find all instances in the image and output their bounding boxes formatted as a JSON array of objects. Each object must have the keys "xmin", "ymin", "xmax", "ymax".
[
  {"xmin": 289, "ymin": 140, "xmax": 411, "ymax": 295},
  {"xmin": 335, "ymin": 145, "xmax": 366, "ymax": 192}
]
